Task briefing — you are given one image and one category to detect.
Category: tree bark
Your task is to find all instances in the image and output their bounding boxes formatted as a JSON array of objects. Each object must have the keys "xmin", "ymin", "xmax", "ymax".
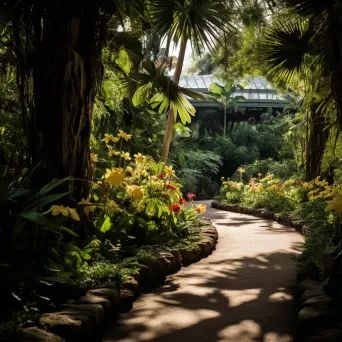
[
  {"xmin": 161, "ymin": 37, "xmax": 187, "ymax": 163},
  {"xmin": 13, "ymin": 2, "xmax": 106, "ymax": 200},
  {"xmin": 305, "ymin": 103, "xmax": 330, "ymax": 181},
  {"xmin": 223, "ymin": 104, "xmax": 227, "ymax": 136}
]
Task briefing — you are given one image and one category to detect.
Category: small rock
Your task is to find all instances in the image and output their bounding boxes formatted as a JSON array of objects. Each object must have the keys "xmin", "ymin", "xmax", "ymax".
[
  {"xmin": 139, "ymin": 258, "xmax": 167, "ymax": 281},
  {"xmin": 17, "ymin": 326, "xmax": 64, "ymax": 342},
  {"xmin": 298, "ymin": 279, "xmax": 321, "ymax": 294},
  {"xmin": 119, "ymin": 287, "xmax": 135, "ymax": 313},
  {"xmin": 87, "ymin": 288, "xmax": 120, "ymax": 306},
  {"xmin": 301, "ymin": 286, "xmax": 325, "ymax": 302},
  {"xmin": 298, "ymin": 307, "xmax": 334, "ymax": 321},
  {"xmin": 170, "ymin": 249, "xmax": 182, "ymax": 270},
  {"xmin": 122, "ymin": 276, "xmax": 139, "ymax": 294},
  {"xmin": 60, "ymin": 303, "xmax": 104, "ymax": 325},
  {"xmin": 198, "ymin": 238, "xmax": 214, "ymax": 256},
  {"xmin": 199, "ymin": 218, "xmax": 211, "ymax": 225},
  {"xmin": 139, "ymin": 264, "xmax": 160, "ymax": 287},
  {"xmin": 309, "ymin": 329, "xmax": 342, "ymax": 342},
  {"xmin": 158, "ymin": 252, "xmax": 178, "ymax": 274},
  {"xmin": 155, "ymin": 255, "xmax": 173, "ymax": 275},
  {"xmin": 39, "ymin": 311, "xmax": 85, "ymax": 340},
  {"xmin": 179, "ymin": 246, "xmax": 200, "ymax": 266},
  {"xmin": 77, "ymin": 294, "xmax": 111, "ymax": 312},
  {"xmin": 303, "ymin": 295, "xmax": 335, "ymax": 310}
]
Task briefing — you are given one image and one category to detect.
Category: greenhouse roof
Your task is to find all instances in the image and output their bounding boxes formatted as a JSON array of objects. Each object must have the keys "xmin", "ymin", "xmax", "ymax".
[{"xmin": 179, "ymin": 75, "xmax": 291, "ymax": 108}]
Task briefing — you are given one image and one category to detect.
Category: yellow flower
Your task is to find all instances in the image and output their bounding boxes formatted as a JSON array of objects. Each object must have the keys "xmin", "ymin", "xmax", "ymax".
[
  {"xmin": 104, "ymin": 168, "xmax": 125, "ymax": 186},
  {"xmin": 164, "ymin": 166, "xmax": 175, "ymax": 177},
  {"xmin": 267, "ymin": 184, "xmax": 282, "ymax": 192},
  {"xmin": 120, "ymin": 152, "xmax": 131, "ymax": 161},
  {"xmin": 264, "ymin": 174, "xmax": 273, "ymax": 181},
  {"xmin": 117, "ymin": 130, "xmax": 132, "ymax": 141},
  {"xmin": 195, "ymin": 204, "xmax": 207, "ymax": 214},
  {"xmin": 78, "ymin": 198, "xmax": 96, "ymax": 214},
  {"xmin": 134, "ymin": 153, "xmax": 146, "ymax": 163},
  {"xmin": 43, "ymin": 205, "xmax": 80, "ymax": 221},
  {"xmin": 237, "ymin": 167, "xmax": 245, "ymax": 174},
  {"xmin": 327, "ymin": 192, "xmax": 342, "ymax": 214},
  {"xmin": 107, "ymin": 146, "xmax": 121, "ymax": 157},
  {"xmin": 103, "ymin": 133, "xmax": 120, "ymax": 144},
  {"xmin": 107, "ymin": 200, "xmax": 119, "ymax": 216},
  {"xmin": 126, "ymin": 185, "xmax": 144, "ymax": 200}
]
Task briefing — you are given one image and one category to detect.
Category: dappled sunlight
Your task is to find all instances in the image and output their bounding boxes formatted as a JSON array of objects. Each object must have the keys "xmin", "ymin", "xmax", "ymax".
[
  {"xmin": 263, "ymin": 332, "xmax": 293, "ymax": 342},
  {"xmin": 222, "ymin": 289, "xmax": 262, "ymax": 307},
  {"xmin": 104, "ymin": 207, "xmax": 303, "ymax": 342},
  {"xmin": 269, "ymin": 292, "xmax": 293, "ymax": 303},
  {"xmin": 217, "ymin": 320, "xmax": 261, "ymax": 342}
]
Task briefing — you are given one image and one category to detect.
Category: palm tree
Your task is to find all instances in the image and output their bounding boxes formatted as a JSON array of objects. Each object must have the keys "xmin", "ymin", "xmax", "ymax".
[
  {"xmin": 260, "ymin": 17, "xmax": 333, "ymax": 180},
  {"xmin": 208, "ymin": 81, "xmax": 246, "ymax": 136},
  {"xmin": 282, "ymin": 0, "xmax": 342, "ymax": 127},
  {"xmin": 148, "ymin": 0, "xmax": 234, "ymax": 162}
]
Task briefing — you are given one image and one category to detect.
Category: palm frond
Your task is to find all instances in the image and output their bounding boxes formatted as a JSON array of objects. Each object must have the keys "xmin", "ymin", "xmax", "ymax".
[
  {"xmin": 285, "ymin": 0, "xmax": 338, "ymax": 18},
  {"xmin": 260, "ymin": 19, "xmax": 314, "ymax": 82},
  {"xmin": 148, "ymin": 0, "xmax": 234, "ymax": 53}
]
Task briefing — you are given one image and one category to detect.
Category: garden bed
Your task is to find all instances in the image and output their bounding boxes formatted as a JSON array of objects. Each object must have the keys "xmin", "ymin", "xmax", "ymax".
[{"xmin": 15, "ymin": 218, "xmax": 218, "ymax": 342}]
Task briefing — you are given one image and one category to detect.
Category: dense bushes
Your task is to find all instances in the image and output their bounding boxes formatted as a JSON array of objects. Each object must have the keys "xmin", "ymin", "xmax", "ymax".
[{"xmin": 172, "ymin": 119, "xmax": 290, "ymax": 197}]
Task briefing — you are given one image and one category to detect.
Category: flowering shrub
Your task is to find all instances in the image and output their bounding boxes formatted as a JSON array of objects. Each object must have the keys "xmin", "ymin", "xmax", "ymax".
[
  {"xmin": 220, "ymin": 173, "xmax": 336, "ymax": 216},
  {"xmin": 86, "ymin": 130, "xmax": 207, "ymax": 245}
]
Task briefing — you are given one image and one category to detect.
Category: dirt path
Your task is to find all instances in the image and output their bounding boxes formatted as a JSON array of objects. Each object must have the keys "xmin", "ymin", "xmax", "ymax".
[{"xmin": 104, "ymin": 201, "xmax": 303, "ymax": 342}]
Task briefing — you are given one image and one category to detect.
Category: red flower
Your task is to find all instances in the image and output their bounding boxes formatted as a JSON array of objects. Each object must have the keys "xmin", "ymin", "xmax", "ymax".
[
  {"xmin": 298, "ymin": 180, "xmax": 303, "ymax": 185},
  {"xmin": 179, "ymin": 198, "xmax": 188, "ymax": 205},
  {"xmin": 167, "ymin": 184, "xmax": 177, "ymax": 191},
  {"xmin": 162, "ymin": 193, "xmax": 168, "ymax": 199},
  {"xmin": 158, "ymin": 173, "xmax": 166, "ymax": 179},
  {"xmin": 169, "ymin": 204, "xmax": 181, "ymax": 213},
  {"xmin": 187, "ymin": 192, "xmax": 196, "ymax": 199}
]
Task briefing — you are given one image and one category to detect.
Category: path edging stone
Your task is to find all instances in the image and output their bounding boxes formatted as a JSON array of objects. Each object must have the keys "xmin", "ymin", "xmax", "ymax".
[{"xmin": 16, "ymin": 219, "xmax": 218, "ymax": 342}]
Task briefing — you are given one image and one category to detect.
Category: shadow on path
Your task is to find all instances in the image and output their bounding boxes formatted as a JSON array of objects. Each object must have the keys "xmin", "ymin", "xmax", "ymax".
[{"xmin": 103, "ymin": 202, "xmax": 303, "ymax": 342}]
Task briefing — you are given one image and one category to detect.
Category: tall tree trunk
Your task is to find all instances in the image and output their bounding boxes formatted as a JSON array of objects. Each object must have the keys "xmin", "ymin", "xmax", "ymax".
[
  {"xmin": 161, "ymin": 37, "xmax": 187, "ymax": 163},
  {"xmin": 223, "ymin": 104, "xmax": 227, "ymax": 136},
  {"xmin": 13, "ymin": 2, "xmax": 106, "ymax": 200},
  {"xmin": 305, "ymin": 103, "xmax": 330, "ymax": 181}
]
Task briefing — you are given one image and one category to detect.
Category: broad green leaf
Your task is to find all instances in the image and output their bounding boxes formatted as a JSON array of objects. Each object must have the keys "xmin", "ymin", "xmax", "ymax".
[
  {"xmin": 31, "ymin": 192, "xmax": 70, "ymax": 209},
  {"xmin": 100, "ymin": 216, "xmax": 112, "ymax": 233},
  {"xmin": 116, "ymin": 48, "xmax": 132, "ymax": 75},
  {"xmin": 132, "ymin": 82, "xmax": 153, "ymax": 107},
  {"xmin": 34, "ymin": 177, "xmax": 70, "ymax": 198},
  {"xmin": 59, "ymin": 226, "xmax": 79, "ymax": 237},
  {"xmin": 8, "ymin": 188, "xmax": 31, "ymax": 200},
  {"xmin": 208, "ymin": 83, "xmax": 224, "ymax": 96},
  {"xmin": 20, "ymin": 211, "xmax": 55, "ymax": 226}
]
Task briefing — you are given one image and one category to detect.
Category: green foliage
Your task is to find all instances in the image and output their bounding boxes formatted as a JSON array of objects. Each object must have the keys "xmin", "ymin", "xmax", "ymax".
[{"xmin": 76, "ymin": 259, "xmax": 140, "ymax": 289}]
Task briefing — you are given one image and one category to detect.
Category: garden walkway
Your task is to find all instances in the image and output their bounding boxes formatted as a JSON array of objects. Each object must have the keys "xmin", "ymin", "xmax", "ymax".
[{"xmin": 104, "ymin": 201, "xmax": 303, "ymax": 342}]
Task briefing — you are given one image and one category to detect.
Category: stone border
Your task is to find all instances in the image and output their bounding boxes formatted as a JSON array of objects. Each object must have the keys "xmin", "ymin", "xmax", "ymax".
[
  {"xmin": 212, "ymin": 200, "xmax": 342, "ymax": 341},
  {"xmin": 211, "ymin": 200, "xmax": 308, "ymax": 236},
  {"xmin": 17, "ymin": 219, "xmax": 218, "ymax": 342}
]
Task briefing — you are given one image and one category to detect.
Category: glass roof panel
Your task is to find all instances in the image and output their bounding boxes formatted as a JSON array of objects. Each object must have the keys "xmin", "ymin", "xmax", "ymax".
[{"xmin": 179, "ymin": 74, "xmax": 289, "ymax": 103}]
